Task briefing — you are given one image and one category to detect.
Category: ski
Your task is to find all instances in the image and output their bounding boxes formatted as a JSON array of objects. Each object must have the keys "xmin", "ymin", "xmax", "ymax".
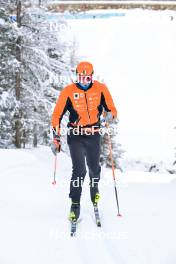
[
  {"xmin": 70, "ymin": 220, "xmax": 77, "ymax": 236},
  {"xmin": 93, "ymin": 204, "xmax": 101, "ymax": 227},
  {"xmin": 70, "ymin": 218, "xmax": 82, "ymax": 236}
]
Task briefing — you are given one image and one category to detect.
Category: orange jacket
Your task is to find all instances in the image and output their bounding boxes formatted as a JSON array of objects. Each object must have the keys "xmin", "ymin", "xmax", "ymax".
[{"xmin": 51, "ymin": 80, "xmax": 117, "ymax": 131}]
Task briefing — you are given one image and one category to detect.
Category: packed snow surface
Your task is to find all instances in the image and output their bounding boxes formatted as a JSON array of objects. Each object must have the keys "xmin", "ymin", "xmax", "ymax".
[{"xmin": 0, "ymin": 147, "xmax": 176, "ymax": 264}]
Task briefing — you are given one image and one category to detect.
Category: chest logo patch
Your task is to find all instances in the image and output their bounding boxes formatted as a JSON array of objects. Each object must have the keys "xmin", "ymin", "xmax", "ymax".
[{"xmin": 73, "ymin": 93, "xmax": 79, "ymax": 99}]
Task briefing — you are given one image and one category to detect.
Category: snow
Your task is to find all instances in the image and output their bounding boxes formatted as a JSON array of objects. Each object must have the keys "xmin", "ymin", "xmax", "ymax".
[
  {"xmin": 68, "ymin": 9, "xmax": 176, "ymax": 160},
  {"xmin": 0, "ymin": 147, "xmax": 176, "ymax": 264},
  {"xmin": 0, "ymin": 18, "xmax": 5, "ymax": 25},
  {"xmin": 1, "ymin": 8, "xmax": 176, "ymax": 264},
  {"xmin": 0, "ymin": 91, "xmax": 9, "ymax": 108}
]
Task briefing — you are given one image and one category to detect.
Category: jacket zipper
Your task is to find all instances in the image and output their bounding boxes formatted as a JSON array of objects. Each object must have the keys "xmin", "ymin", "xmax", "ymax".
[{"xmin": 84, "ymin": 92, "xmax": 91, "ymax": 123}]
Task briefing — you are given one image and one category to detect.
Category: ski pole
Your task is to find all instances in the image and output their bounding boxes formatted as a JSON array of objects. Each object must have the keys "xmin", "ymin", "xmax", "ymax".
[
  {"xmin": 52, "ymin": 153, "xmax": 57, "ymax": 185},
  {"xmin": 106, "ymin": 122, "xmax": 122, "ymax": 217},
  {"xmin": 52, "ymin": 126, "xmax": 59, "ymax": 186}
]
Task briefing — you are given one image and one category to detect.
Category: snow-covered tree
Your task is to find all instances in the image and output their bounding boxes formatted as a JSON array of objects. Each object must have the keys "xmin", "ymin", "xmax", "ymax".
[
  {"xmin": 25, "ymin": 8, "xmax": 78, "ymax": 147},
  {"xmin": 0, "ymin": 1, "xmax": 78, "ymax": 148},
  {"xmin": 0, "ymin": 7, "xmax": 20, "ymax": 148}
]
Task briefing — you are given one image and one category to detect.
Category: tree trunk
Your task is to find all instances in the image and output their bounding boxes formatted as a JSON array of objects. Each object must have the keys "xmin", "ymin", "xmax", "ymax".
[
  {"xmin": 33, "ymin": 123, "xmax": 38, "ymax": 148},
  {"xmin": 15, "ymin": 118, "xmax": 21, "ymax": 148},
  {"xmin": 16, "ymin": 0, "xmax": 22, "ymax": 27},
  {"xmin": 15, "ymin": 36, "xmax": 21, "ymax": 100},
  {"xmin": 15, "ymin": 1, "xmax": 22, "ymax": 148}
]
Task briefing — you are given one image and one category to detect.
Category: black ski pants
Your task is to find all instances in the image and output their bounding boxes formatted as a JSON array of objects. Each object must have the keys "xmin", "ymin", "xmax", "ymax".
[{"xmin": 67, "ymin": 132, "xmax": 101, "ymax": 204}]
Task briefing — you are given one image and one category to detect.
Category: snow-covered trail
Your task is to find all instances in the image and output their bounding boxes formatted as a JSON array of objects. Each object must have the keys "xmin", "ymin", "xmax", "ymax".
[{"xmin": 0, "ymin": 147, "xmax": 176, "ymax": 264}]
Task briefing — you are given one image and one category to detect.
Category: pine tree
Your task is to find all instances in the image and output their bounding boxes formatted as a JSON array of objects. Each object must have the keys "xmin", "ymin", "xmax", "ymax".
[
  {"xmin": 0, "ymin": 1, "xmax": 78, "ymax": 148},
  {"xmin": 22, "ymin": 8, "xmax": 77, "ymax": 147},
  {"xmin": 0, "ymin": 6, "xmax": 19, "ymax": 148}
]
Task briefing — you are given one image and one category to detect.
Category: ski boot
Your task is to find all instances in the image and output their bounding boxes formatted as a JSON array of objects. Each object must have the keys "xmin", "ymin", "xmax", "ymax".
[
  {"xmin": 68, "ymin": 202, "xmax": 80, "ymax": 222},
  {"xmin": 93, "ymin": 192, "xmax": 100, "ymax": 206},
  {"xmin": 93, "ymin": 193, "xmax": 101, "ymax": 227}
]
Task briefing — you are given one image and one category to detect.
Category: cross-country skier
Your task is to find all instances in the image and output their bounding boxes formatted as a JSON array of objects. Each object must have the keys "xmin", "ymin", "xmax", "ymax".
[{"xmin": 51, "ymin": 61, "xmax": 117, "ymax": 222}]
